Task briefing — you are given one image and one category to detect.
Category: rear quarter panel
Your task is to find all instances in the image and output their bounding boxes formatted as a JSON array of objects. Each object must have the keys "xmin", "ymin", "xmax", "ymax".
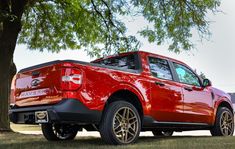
[{"xmin": 69, "ymin": 63, "xmax": 152, "ymax": 115}]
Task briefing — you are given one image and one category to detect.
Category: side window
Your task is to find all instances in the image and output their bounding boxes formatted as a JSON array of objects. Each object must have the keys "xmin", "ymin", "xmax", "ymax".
[
  {"xmin": 94, "ymin": 54, "xmax": 137, "ymax": 70},
  {"xmin": 149, "ymin": 57, "xmax": 173, "ymax": 80},
  {"xmin": 173, "ymin": 63, "xmax": 201, "ymax": 86}
]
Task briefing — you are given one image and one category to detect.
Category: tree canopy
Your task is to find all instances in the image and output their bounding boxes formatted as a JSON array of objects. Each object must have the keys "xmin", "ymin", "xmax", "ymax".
[
  {"xmin": 0, "ymin": 0, "xmax": 220, "ymax": 130},
  {"xmin": 16, "ymin": 0, "xmax": 220, "ymax": 57}
]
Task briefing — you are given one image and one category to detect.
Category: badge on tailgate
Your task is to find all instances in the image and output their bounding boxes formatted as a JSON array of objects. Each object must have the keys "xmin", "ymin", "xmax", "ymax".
[
  {"xmin": 19, "ymin": 88, "xmax": 49, "ymax": 99},
  {"xmin": 35, "ymin": 111, "xmax": 48, "ymax": 123}
]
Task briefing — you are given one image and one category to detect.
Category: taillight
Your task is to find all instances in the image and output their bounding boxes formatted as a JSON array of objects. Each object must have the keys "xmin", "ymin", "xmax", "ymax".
[{"xmin": 61, "ymin": 68, "xmax": 82, "ymax": 90}]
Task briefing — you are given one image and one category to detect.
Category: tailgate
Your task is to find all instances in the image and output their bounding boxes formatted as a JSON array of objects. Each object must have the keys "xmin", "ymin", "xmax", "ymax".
[{"xmin": 14, "ymin": 61, "xmax": 63, "ymax": 107}]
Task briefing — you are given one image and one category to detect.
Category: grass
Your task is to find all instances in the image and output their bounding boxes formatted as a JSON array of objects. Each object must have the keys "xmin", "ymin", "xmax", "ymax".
[
  {"xmin": 1, "ymin": 132, "xmax": 235, "ymax": 149},
  {"xmin": 0, "ymin": 124, "xmax": 234, "ymax": 149}
]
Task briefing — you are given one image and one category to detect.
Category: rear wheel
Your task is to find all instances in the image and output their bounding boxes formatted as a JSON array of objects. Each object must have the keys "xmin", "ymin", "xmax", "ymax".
[
  {"xmin": 41, "ymin": 123, "xmax": 78, "ymax": 141},
  {"xmin": 99, "ymin": 101, "xmax": 141, "ymax": 145},
  {"xmin": 210, "ymin": 107, "xmax": 234, "ymax": 136},
  {"xmin": 152, "ymin": 130, "xmax": 174, "ymax": 137}
]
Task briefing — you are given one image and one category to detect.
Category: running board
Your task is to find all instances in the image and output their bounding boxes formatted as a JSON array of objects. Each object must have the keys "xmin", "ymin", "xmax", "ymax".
[{"xmin": 142, "ymin": 116, "xmax": 211, "ymax": 130}]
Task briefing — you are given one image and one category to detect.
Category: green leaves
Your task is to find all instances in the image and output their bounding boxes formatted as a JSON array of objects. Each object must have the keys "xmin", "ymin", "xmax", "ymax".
[
  {"xmin": 137, "ymin": 0, "xmax": 220, "ymax": 53},
  {"xmin": 17, "ymin": 0, "xmax": 220, "ymax": 57},
  {"xmin": 18, "ymin": 0, "xmax": 139, "ymax": 57}
]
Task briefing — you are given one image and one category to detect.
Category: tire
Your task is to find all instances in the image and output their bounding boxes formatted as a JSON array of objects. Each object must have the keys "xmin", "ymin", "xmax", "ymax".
[
  {"xmin": 152, "ymin": 130, "xmax": 174, "ymax": 137},
  {"xmin": 99, "ymin": 101, "xmax": 141, "ymax": 145},
  {"xmin": 41, "ymin": 123, "xmax": 78, "ymax": 141},
  {"xmin": 210, "ymin": 107, "xmax": 234, "ymax": 136}
]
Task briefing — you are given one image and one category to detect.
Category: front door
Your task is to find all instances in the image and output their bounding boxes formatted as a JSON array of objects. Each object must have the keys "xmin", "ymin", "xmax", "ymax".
[{"xmin": 172, "ymin": 62, "xmax": 214, "ymax": 124}]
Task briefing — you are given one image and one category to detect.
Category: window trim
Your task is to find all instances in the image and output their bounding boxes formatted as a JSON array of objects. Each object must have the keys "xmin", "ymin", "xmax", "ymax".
[
  {"xmin": 171, "ymin": 62, "xmax": 203, "ymax": 87},
  {"xmin": 148, "ymin": 56, "xmax": 175, "ymax": 81}
]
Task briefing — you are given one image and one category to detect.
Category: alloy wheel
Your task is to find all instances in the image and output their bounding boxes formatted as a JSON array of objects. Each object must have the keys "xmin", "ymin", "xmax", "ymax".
[
  {"xmin": 220, "ymin": 111, "xmax": 234, "ymax": 136},
  {"xmin": 112, "ymin": 107, "xmax": 139, "ymax": 144},
  {"xmin": 52, "ymin": 124, "xmax": 75, "ymax": 139}
]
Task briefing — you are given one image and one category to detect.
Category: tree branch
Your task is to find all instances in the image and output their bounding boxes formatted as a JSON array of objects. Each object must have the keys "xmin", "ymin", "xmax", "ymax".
[{"xmin": 91, "ymin": 0, "xmax": 110, "ymax": 31}]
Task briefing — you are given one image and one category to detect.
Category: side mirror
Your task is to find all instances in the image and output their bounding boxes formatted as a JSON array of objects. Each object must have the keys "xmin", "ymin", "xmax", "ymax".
[{"xmin": 203, "ymin": 79, "xmax": 212, "ymax": 87}]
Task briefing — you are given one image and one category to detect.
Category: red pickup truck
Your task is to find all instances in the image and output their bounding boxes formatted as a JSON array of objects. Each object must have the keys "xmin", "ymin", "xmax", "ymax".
[{"xmin": 10, "ymin": 51, "xmax": 234, "ymax": 145}]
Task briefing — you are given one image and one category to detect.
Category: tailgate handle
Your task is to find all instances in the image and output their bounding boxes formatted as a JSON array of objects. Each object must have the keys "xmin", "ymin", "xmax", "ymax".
[{"xmin": 32, "ymin": 71, "xmax": 40, "ymax": 77}]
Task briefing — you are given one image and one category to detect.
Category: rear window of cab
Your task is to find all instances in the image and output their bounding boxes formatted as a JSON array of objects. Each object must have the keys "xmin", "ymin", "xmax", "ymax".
[{"xmin": 93, "ymin": 54, "xmax": 140, "ymax": 70}]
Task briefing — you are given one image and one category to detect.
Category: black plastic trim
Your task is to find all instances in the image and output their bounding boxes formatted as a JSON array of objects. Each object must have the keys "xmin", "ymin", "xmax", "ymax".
[
  {"xmin": 142, "ymin": 116, "xmax": 211, "ymax": 130},
  {"xmin": 9, "ymin": 99, "xmax": 102, "ymax": 124},
  {"xmin": 168, "ymin": 60, "xmax": 180, "ymax": 82}
]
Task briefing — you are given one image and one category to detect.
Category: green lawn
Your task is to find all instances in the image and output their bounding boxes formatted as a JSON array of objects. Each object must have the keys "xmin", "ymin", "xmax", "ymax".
[{"xmin": 1, "ymin": 131, "xmax": 235, "ymax": 149}]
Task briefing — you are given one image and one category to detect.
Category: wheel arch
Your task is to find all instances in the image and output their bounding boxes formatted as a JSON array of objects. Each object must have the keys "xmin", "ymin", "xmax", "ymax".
[
  {"xmin": 213, "ymin": 99, "xmax": 234, "ymax": 124},
  {"xmin": 217, "ymin": 101, "xmax": 233, "ymax": 114},
  {"xmin": 102, "ymin": 89, "xmax": 144, "ymax": 122}
]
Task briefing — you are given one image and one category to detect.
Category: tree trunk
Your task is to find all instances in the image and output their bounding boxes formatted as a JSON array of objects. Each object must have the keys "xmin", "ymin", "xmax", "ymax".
[
  {"xmin": 0, "ymin": 0, "xmax": 26, "ymax": 131},
  {"xmin": 0, "ymin": 55, "xmax": 16, "ymax": 131},
  {"xmin": 0, "ymin": 63, "xmax": 12, "ymax": 131}
]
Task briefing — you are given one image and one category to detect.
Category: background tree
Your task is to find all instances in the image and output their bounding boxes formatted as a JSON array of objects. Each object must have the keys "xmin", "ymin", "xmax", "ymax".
[{"xmin": 0, "ymin": 0, "xmax": 220, "ymax": 131}]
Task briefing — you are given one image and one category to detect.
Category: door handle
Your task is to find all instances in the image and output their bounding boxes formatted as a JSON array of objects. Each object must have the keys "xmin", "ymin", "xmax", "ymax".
[
  {"xmin": 155, "ymin": 81, "xmax": 165, "ymax": 87},
  {"xmin": 184, "ymin": 86, "xmax": 193, "ymax": 91}
]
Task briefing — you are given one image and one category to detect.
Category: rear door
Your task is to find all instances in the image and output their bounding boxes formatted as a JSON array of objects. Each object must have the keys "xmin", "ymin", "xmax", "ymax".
[
  {"xmin": 172, "ymin": 62, "xmax": 214, "ymax": 124},
  {"xmin": 148, "ymin": 57, "xmax": 184, "ymax": 122}
]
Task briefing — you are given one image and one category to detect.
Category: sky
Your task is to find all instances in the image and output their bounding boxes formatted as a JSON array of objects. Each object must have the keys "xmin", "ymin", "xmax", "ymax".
[{"xmin": 14, "ymin": 0, "xmax": 235, "ymax": 93}]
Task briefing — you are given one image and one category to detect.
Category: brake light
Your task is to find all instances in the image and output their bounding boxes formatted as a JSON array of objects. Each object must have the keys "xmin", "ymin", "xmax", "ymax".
[{"xmin": 61, "ymin": 68, "xmax": 82, "ymax": 90}]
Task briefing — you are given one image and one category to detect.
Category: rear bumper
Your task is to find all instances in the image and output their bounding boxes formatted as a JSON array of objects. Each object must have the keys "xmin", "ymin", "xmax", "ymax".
[{"xmin": 9, "ymin": 98, "xmax": 102, "ymax": 124}]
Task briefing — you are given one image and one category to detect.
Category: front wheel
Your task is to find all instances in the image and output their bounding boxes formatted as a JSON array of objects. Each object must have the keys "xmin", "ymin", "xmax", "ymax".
[
  {"xmin": 99, "ymin": 101, "xmax": 141, "ymax": 145},
  {"xmin": 41, "ymin": 123, "xmax": 78, "ymax": 141},
  {"xmin": 210, "ymin": 107, "xmax": 234, "ymax": 136}
]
